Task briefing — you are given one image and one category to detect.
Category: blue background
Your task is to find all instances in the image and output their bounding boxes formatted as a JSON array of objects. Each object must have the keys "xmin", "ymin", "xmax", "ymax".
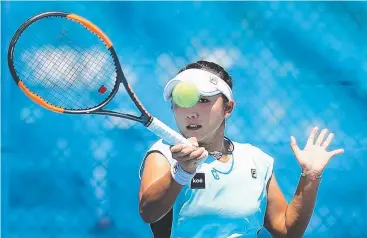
[{"xmin": 2, "ymin": 1, "xmax": 367, "ymax": 238}]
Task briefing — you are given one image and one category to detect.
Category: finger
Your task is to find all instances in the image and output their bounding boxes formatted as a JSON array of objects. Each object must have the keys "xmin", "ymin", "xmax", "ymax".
[
  {"xmin": 187, "ymin": 137, "xmax": 199, "ymax": 147},
  {"xmin": 188, "ymin": 147, "xmax": 206, "ymax": 160},
  {"xmin": 329, "ymin": 148, "xmax": 344, "ymax": 157},
  {"xmin": 178, "ymin": 148, "xmax": 205, "ymax": 162},
  {"xmin": 174, "ymin": 147, "xmax": 196, "ymax": 160},
  {"xmin": 306, "ymin": 127, "xmax": 318, "ymax": 147},
  {"xmin": 315, "ymin": 128, "xmax": 328, "ymax": 146},
  {"xmin": 290, "ymin": 136, "xmax": 301, "ymax": 157},
  {"xmin": 170, "ymin": 144, "xmax": 189, "ymax": 153},
  {"xmin": 197, "ymin": 150, "xmax": 208, "ymax": 160},
  {"xmin": 181, "ymin": 146, "xmax": 197, "ymax": 156},
  {"xmin": 322, "ymin": 133, "xmax": 334, "ymax": 149},
  {"xmin": 192, "ymin": 150, "xmax": 209, "ymax": 167}
]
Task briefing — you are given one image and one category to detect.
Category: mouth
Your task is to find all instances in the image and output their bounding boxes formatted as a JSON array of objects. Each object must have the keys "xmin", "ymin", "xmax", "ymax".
[{"xmin": 186, "ymin": 124, "xmax": 202, "ymax": 130}]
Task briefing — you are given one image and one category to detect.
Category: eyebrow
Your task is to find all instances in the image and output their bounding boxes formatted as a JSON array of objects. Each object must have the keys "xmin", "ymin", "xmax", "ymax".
[{"xmin": 200, "ymin": 95, "xmax": 218, "ymax": 99}]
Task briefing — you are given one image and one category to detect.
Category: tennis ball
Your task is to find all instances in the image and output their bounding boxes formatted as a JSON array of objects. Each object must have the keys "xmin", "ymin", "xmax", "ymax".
[{"xmin": 172, "ymin": 81, "xmax": 200, "ymax": 108}]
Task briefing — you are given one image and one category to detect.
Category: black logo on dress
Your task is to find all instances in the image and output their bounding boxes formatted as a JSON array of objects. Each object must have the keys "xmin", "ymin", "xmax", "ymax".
[{"xmin": 191, "ymin": 173, "xmax": 205, "ymax": 189}]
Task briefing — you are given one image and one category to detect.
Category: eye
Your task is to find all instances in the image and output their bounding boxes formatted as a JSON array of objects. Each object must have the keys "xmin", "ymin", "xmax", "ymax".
[{"xmin": 198, "ymin": 98, "xmax": 209, "ymax": 103}]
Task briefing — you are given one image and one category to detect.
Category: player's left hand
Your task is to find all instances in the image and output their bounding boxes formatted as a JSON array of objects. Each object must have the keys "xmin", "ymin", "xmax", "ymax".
[{"xmin": 290, "ymin": 127, "xmax": 344, "ymax": 176}]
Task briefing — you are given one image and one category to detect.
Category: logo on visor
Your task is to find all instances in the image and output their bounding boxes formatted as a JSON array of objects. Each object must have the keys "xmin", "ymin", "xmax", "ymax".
[{"xmin": 209, "ymin": 77, "xmax": 218, "ymax": 85}]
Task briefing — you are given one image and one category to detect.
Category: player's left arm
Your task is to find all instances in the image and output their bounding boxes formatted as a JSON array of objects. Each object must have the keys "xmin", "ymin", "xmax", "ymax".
[
  {"xmin": 264, "ymin": 127, "xmax": 344, "ymax": 237},
  {"xmin": 264, "ymin": 172, "xmax": 320, "ymax": 237}
]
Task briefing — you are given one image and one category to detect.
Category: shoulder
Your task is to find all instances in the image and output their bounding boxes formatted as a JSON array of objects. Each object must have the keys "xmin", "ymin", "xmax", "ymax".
[
  {"xmin": 148, "ymin": 139, "xmax": 172, "ymax": 153},
  {"xmin": 248, "ymin": 143, "xmax": 274, "ymax": 166},
  {"xmin": 232, "ymin": 141, "xmax": 274, "ymax": 174},
  {"xmin": 231, "ymin": 141, "xmax": 274, "ymax": 185},
  {"xmin": 138, "ymin": 139, "xmax": 174, "ymax": 179},
  {"xmin": 233, "ymin": 141, "xmax": 274, "ymax": 161}
]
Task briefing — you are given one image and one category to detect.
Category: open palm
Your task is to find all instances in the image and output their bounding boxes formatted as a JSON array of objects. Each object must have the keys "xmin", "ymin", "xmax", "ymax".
[{"xmin": 290, "ymin": 127, "xmax": 344, "ymax": 174}]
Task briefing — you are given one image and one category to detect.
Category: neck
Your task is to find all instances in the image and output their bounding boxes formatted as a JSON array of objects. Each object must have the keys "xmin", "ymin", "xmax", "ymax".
[{"xmin": 199, "ymin": 122, "xmax": 226, "ymax": 153}]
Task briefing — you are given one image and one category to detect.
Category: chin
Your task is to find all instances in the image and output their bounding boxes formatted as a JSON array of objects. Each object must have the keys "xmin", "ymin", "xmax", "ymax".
[{"xmin": 182, "ymin": 130, "xmax": 205, "ymax": 141}]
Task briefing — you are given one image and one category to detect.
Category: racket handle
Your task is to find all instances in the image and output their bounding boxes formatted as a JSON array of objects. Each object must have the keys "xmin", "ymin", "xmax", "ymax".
[{"xmin": 147, "ymin": 117, "xmax": 191, "ymax": 146}]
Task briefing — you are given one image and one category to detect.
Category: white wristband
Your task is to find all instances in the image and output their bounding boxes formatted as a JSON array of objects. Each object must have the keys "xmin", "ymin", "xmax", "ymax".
[{"xmin": 171, "ymin": 161, "xmax": 196, "ymax": 185}]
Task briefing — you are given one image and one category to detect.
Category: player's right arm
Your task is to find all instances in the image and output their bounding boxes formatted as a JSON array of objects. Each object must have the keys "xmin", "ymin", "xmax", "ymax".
[
  {"xmin": 139, "ymin": 138, "xmax": 207, "ymax": 223},
  {"xmin": 139, "ymin": 151, "xmax": 182, "ymax": 223}
]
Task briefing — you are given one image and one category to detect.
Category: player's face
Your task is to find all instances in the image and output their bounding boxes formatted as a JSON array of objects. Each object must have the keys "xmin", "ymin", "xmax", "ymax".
[{"xmin": 172, "ymin": 94, "xmax": 228, "ymax": 143}]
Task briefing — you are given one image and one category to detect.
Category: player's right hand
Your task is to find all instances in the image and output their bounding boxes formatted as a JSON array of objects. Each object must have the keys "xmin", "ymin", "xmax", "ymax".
[{"xmin": 170, "ymin": 137, "xmax": 208, "ymax": 173}]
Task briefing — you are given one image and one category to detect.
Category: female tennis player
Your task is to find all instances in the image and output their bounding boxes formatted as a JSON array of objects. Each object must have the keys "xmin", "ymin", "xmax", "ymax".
[{"xmin": 138, "ymin": 60, "xmax": 344, "ymax": 237}]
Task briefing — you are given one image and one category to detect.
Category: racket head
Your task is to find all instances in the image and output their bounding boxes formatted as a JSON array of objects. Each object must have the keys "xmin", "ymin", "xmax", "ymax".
[{"xmin": 8, "ymin": 11, "xmax": 151, "ymax": 124}]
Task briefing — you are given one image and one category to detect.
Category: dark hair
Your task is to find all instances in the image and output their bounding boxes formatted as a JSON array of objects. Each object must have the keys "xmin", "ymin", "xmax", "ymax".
[{"xmin": 178, "ymin": 60, "xmax": 233, "ymax": 89}]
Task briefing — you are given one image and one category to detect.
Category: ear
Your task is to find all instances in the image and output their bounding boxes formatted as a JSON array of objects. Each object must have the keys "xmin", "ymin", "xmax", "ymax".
[{"xmin": 224, "ymin": 100, "xmax": 235, "ymax": 118}]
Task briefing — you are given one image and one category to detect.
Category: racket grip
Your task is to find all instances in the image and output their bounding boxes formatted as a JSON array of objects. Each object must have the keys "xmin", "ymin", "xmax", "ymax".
[{"xmin": 147, "ymin": 117, "xmax": 191, "ymax": 146}]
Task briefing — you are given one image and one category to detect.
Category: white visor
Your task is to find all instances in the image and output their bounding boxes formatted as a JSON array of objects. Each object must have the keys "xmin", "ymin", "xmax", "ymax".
[{"xmin": 163, "ymin": 69, "xmax": 233, "ymax": 101}]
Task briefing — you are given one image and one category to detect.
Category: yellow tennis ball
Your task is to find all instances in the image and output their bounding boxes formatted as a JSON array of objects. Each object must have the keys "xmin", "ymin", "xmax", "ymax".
[{"xmin": 172, "ymin": 81, "xmax": 200, "ymax": 108}]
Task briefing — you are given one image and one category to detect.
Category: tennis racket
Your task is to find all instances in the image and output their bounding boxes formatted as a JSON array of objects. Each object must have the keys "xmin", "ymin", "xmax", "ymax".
[{"xmin": 7, "ymin": 11, "xmax": 190, "ymax": 146}]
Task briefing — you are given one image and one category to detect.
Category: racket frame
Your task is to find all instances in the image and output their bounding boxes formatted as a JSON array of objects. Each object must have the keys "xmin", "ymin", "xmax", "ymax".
[{"xmin": 7, "ymin": 11, "xmax": 153, "ymax": 126}]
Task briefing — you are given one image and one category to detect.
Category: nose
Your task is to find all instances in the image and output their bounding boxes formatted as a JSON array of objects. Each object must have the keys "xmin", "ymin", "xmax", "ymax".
[{"xmin": 186, "ymin": 112, "xmax": 199, "ymax": 119}]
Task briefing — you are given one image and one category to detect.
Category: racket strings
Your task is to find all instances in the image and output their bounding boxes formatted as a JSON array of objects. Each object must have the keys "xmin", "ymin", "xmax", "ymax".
[
  {"xmin": 12, "ymin": 16, "xmax": 118, "ymax": 111},
  {"xmin": 21, "ymin": 43, "xmax": 86, "ymax": 109},
  {"xmin": 51, "ymin": 28, "xmax": 117, "ymax": 96},
  {"xmin": 45, "ymin": 31, "xmax": 113, "ymax": 107},
  {"xmin": 20, "ymin": 45, "xmax": 76, "ymax": 105}
]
